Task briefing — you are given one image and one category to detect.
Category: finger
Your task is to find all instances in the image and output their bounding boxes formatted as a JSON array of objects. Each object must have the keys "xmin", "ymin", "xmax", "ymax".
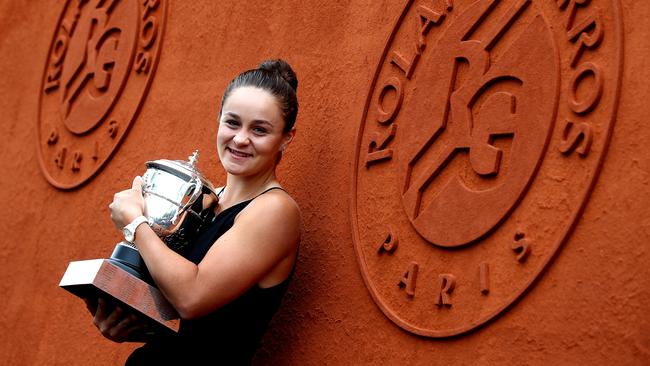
[
  {"xmin": 113, "ymin": 314, "xmax": 150, "ymax": 342},
  {"xmin": 124, "ymin": 322, "xmax": 150, "ymax": 338},
  {"xmin": 132, "ymin": 176, "xmax": 143, "ymax": 191},
  {"xmin": 104, "ymin": 305, "xmax": 124, "ymax": 329},
  {"xmin": 93, "ymin": 298, "xmax": 112, "ymax": 332},
  {"xmin": 108, "ymin": 313, "xmax": 137, "ymax": 340},
  {"xmin": 94, "ymin": 298, "xmax": 108, "ymax": 321}
]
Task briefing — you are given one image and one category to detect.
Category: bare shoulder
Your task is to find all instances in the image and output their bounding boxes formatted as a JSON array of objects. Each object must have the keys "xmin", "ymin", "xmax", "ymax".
[
  {"xmin": 236, "ymin": 189, "xmax": 301, "ymax": 234},
  {"xmin": 234, "ymin": 189, "xmax": 301, "ymax": 242}
]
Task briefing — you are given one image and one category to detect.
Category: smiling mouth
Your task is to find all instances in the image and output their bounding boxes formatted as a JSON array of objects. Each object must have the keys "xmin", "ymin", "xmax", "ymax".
[{"xmin": 227, "ymin": 147, "xmax": 253, "ymax": 158}]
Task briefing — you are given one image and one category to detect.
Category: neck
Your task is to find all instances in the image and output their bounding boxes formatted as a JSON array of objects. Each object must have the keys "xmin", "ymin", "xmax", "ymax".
[{"xmin": 222, "ymin": 168, "xmax": 277, "ymax": 204}]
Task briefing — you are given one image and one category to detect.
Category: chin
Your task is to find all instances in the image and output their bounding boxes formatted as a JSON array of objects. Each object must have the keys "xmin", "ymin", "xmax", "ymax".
[
  {"xmin": 222, "ymin": 164, "xmax": 246, "ymax": 175},
  {"xmin": 223, "ymin": 162, "xmax": 254, "ymax": 177}
]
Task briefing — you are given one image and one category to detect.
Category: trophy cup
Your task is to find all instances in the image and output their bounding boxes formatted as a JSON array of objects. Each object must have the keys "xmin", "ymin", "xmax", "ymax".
[{"xmin": 59, "ymin": 151, "xmax": 217, "ymax": 338}]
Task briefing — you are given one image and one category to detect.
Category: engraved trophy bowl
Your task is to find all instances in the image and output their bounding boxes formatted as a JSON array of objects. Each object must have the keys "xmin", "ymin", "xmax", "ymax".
[{"xmin": 109, "ymin": 150, "xmax": 217, "ymax": 282}]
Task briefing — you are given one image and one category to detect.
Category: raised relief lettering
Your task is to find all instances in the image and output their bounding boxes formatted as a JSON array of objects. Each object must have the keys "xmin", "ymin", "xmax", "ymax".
[
  {"xmin": 92, "ymin": 141, "xmax": 99, "ymax": 161},
  {"xmin": 352, "ymin": 0, "xmax": 622, "ymax": 338},
  {"xmin": 391, "ymin": 46, "xmax": 421, "ymax": 80},
  {"xmin": 134, "ymin": 51, "xmax": 151, "ymax": 74},
  {"xmin": 60, "ymin": 1, "xmax": 82, "ymax": 35},
  {"xmin": 398, "ymin": 262, "xmax": 419, "ymax": 297},
  {"xmin": 134, "ymin": 16, "xmax": 157, "ymax": 74},
  {"xmin": 55, "ymin": 147, "xmax": 67, "ymax": 169},
  {"xmin": 416, "ymin": 5, "xmax": 444, "ymax": 48},
  {"xmin": 44, "ymin": 35, "xmax": 68, "ymax": 92},
  {"xmin": 559, "ymin": 120, "xmax": 592, "ymax": 156},
  {"xmin": 567, "ymin": 9, "xmax": 603, "ymax": 67},
  {"xmin": 557, "ymin": 0, "xmax": 590, "ymax": 32},
  {"xmin": 376, "ymin": 77, "xmax": 403, "ymax": 124},
  {"xmin": 366, "ymin": 124, "xmax": 397, "ymax": 167},
  {"xmin": 45, "ymin": 66, "xmax": 63, "ymax": 92},
  {"xmin": 390, "ymin": 5, "xmax": 444, "ymax": 79},
  {"xmin": 142, "ymin": 0, "xmax": 160, "ymax": 19},
  {"xmin": 44, "ymin": 35, "xmax": 70, "ymax": 92},
  {"xmin": 377, "ymin": 227, "xmax": 398, "ymax": 254},
  {"xmin": 44, "ymin": 2, "xmax": 83, "ymax": 93},
  {"xmin": 38, "ymin": 0, "xmax": 167, "ymax": 189},
  {"xmin": 569, "ymin": 62, "xmax": 603, "ymax": 114},
  {"xmin": 135, "ymin": 0, "xmax": 160, "ymax": 74},
  {"xmin": 479, "ymin": 262, "xmax": 489, "ymax": 295},
  {"xmin": 51, "ymin": 35, "xmax": 68, "ymax": 66},
  {"xmin": 140, "ymin": 17, "xmax": 158, "ymax": 49},
  {"xmin": 47, "ymin": 128, "xmax": 59, "ymax": 145},
  {"xmin": 435, "ymin": 274, "xmax": 456, "ymax": 307},
  {"xmin": 512, "ymin": 231, "xmax": 531, "ymax": 262},
  {"xmin": 108, "ymin": 120, "xmax": 119, "ymax": 138},
  {"xmin": 72, "ymin": 151, "xmax": 83, "ymax": 172}
]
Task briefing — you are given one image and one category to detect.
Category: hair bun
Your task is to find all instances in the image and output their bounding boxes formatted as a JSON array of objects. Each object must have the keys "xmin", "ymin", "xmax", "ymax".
[{"xmin": 258, "ymin": 59, "xmax": 298, "ymax": 92}]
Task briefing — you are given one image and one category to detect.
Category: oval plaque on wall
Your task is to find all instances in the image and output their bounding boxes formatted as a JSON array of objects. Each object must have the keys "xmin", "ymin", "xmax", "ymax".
[
  {"xmin": 37, "ymin": 0, "xmax": 167, "ymax": 189},
  {"xmin": 351, "ymin": 0, "xmax": 623, "ymax": 337}
]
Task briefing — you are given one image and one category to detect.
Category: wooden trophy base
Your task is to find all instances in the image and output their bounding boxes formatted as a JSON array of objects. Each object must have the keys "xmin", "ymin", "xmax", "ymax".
[{"xmin": 59, "ymin": 258, "xmax": 180, "ymax": 340}]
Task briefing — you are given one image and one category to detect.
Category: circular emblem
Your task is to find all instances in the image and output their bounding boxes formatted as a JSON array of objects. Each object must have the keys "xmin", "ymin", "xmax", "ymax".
[
  {"xmin": 37, "ymin": 0, "xmax": 167, "ymax": 189},
  {"xmin": 351, "ymin": 0, "xmax": 622, "ymax": 337}
]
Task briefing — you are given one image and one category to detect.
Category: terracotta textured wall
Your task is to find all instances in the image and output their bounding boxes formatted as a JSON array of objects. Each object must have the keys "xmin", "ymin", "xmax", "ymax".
[{"xmin": 0, "ymin": 0, "xmax": 648, "ymax": 365}]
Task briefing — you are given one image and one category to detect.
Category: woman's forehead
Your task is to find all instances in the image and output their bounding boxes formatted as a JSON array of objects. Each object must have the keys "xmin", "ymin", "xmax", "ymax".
[{"xmin": 222, "ymin": 87, "xmax": 282, "ymax": 122}]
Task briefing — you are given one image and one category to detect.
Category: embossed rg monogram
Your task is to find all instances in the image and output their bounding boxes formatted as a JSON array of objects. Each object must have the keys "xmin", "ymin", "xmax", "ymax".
[{"xmin": 399, "ymin": 0, "xmax": 557, "ymax": 246}]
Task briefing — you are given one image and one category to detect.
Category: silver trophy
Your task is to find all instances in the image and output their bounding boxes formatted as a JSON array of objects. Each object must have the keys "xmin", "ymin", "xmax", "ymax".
[
  {"xmin": 109, "ymin": 150, "xmax": 218, "ymax": 280},
  {"xmin": 60, "ymin": 151, "xmax": 218, "ymax": 337}
]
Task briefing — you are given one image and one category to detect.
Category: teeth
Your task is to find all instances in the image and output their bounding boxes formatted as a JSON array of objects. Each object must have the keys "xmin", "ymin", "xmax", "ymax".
[{"xmin": 228, "ymin": 148, "xmax": 250, "ymax": 157}]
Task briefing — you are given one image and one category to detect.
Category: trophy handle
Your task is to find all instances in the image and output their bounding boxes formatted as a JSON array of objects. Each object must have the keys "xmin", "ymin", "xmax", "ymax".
[{"xmin": 180, "ymin": 176, "xmax": 203, "ymax": 214}]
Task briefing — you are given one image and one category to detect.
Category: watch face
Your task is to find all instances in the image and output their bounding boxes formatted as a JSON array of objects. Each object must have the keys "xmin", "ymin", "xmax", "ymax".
[{"xmin": 123, "ymin": 227, "xmax": 134, "ymax": 242}]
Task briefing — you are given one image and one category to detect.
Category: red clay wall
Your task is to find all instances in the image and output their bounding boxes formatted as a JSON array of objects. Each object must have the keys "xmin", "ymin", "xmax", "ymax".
[{"xmin": 0, "ymin": 0, "xmax": 648, "ymax": 365}]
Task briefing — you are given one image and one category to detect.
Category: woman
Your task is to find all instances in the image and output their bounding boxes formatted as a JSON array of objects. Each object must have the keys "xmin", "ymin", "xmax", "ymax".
[{"xmin": 87, "ymin": 59, "xmax": 301, "ymax": 365}]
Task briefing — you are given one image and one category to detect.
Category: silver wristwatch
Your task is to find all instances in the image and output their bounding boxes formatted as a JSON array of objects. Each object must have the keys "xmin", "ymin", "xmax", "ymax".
[{"xmin": 123, "ymin": 216, "xmax": 150, "ymax": 243}]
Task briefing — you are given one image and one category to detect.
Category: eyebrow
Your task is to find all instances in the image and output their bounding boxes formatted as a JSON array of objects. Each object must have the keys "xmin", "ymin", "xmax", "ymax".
[
  {"xmin": 222, "ymin": 111, "xmax": 240, "ymax": 119},
  {"xmin": 253, "ymin": 119, "xmax": 273, "ymax": 127},
  {"xmin": 223, "ymin": 111, "xmax": 273, "ymax": 127}
]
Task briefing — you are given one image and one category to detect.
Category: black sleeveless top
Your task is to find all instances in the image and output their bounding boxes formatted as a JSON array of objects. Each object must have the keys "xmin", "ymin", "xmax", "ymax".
[{"xmin": 126, "ymin": 187, "xmax": 295, "ymax": 366}]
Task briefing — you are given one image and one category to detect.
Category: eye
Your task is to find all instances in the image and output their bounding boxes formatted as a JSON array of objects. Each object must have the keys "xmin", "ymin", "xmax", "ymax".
[
  {"xmin": 252, "ymin": 126, "xmax": 269, "ymax": 135},
  {"xmin": 223, "ymin": 119, "xmax": 239, "ymax": 128}
]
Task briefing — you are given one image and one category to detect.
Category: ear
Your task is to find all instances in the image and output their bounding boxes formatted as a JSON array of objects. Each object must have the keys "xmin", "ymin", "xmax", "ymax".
[{"xmin": 280, "ymin": 128, "xmax": 296, "ymax": 151}]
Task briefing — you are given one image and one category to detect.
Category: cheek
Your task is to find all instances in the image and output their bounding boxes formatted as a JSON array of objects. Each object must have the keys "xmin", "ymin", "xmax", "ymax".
[
  {"xmin": 258, "ymin": 139, "xmax": 284, "ymax": 157},
  {"xmin": 216, "ymin": 126, "xmax": 230, "ymax": 147}
]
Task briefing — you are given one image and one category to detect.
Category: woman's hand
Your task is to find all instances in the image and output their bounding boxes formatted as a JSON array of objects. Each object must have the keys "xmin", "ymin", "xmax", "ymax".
[
  {"xmin": 84, "ymin": 297, "xmax": 148, "ymax": 343},
  {"xmin": 109, "ymin": 176, "xmax": 145, "ymax": 230}
]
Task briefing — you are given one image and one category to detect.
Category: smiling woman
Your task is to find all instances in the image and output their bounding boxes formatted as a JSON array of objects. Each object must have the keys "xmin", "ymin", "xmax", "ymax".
[
  {"xmin": 87, "ymin": 59, "xmax": 302, "ymax": 365},
  {"xmin": 218, "ymin": 87, "xmax": 294, "ymax": 177}
]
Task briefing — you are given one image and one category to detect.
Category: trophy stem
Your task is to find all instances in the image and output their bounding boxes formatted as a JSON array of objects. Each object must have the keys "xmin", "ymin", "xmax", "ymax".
[{"xmin": 109, "ymin": 242, "xmax": 154, "ymax": 285}]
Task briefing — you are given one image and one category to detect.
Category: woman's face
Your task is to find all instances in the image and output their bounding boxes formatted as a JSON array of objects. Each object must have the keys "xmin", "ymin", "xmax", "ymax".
[{"xmin": 217, "ymin": 86, "xmax": 293, "ymax": 177}]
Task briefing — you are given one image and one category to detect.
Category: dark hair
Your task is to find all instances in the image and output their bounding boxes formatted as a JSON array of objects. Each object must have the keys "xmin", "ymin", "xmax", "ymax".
[{"xmin": 221, "ymin": 59, "xmax": 299, "ymax": 133}]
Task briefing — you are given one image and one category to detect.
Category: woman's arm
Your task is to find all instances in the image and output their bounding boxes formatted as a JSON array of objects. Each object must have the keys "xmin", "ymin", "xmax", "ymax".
[{"xmin": 111, "ymin": 177, "xmax": 301, "ymax": 320}]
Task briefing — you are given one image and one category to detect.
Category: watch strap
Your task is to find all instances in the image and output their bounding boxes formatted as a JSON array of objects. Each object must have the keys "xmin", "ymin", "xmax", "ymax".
[{"xmin": 124, "ymin": 215, "xmax": 149, "ymax": 242}]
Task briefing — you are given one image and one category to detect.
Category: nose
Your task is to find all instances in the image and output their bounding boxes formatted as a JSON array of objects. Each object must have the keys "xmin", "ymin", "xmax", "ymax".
[{"xmin": 233, "ymin": 130, "xmax": 250, "ymax": 145}]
